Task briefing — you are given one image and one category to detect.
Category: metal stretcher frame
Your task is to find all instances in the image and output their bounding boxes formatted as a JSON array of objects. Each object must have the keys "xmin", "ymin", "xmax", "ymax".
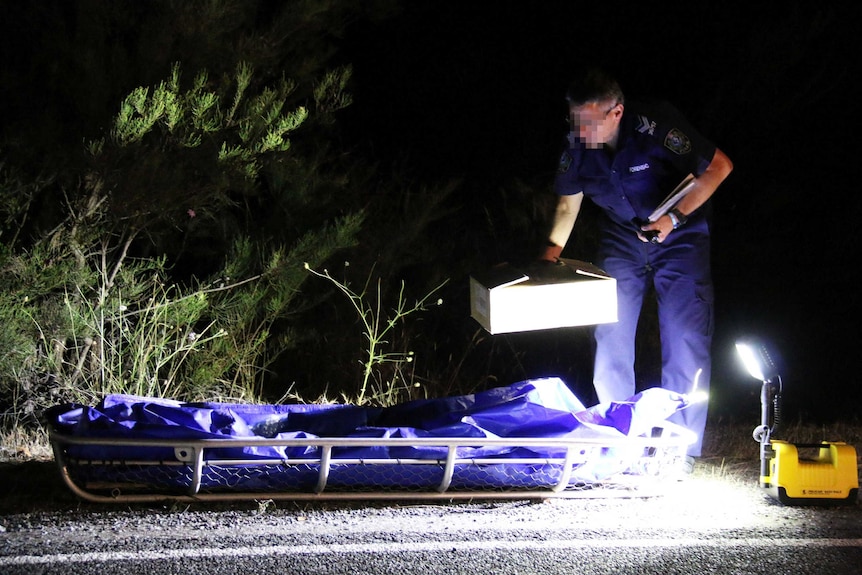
[{"xmin": 50, "ymin": 425, "xmax": 695, "ymax": 503}]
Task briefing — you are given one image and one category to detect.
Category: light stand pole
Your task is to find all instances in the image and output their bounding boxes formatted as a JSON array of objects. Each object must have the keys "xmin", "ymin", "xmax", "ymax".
[{"xmin": 736, "ymin": 339, "xmax": 782, "ymax": 489}]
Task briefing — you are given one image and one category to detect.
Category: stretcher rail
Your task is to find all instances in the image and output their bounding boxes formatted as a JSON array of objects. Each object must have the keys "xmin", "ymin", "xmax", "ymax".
[{"xmin": 50, "ymin": 425, "xmax": 695, "ymax": 503}]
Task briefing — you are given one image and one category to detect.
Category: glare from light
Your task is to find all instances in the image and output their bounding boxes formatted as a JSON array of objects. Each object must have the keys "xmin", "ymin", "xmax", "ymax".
[
  {"xmin": 735, "ymin": 341, "xmax": 766, "ymax": 381},
  {"xmin": 687, "ymin": 389, "xmax": 709, "ymax": 405}
]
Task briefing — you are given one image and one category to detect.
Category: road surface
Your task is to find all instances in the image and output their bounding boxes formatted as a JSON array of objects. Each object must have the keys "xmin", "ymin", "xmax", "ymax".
[{"xmin": 1, "ymin": 460, "xmax": 860, "ymax": 574}]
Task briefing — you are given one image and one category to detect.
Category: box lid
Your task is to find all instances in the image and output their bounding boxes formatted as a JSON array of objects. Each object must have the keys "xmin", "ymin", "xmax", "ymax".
[
  {"xmin": 470, "ymin": 263, "xmax": 529, "ymax": 290},
  {"xmin": 472, "ymin": 259, "xmax": 611, "ymax": 290}
]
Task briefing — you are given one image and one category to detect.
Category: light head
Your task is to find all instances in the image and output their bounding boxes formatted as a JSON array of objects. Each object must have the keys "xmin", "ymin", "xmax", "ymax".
[{"xmin": 735, "ymin": 338, "xmax": 781, "ymax": 383}]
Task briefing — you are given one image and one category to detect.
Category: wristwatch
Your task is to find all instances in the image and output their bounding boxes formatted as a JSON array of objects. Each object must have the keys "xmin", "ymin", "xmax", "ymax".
[{"xmin": 669, "ymin": 208, "xmax": 688, "ymax": 229}]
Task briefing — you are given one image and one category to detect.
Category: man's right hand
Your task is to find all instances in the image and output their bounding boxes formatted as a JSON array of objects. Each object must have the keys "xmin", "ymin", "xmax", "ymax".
[{"xmin": 539, "ymin": 242, "xmax": 563, "ymax": 262}]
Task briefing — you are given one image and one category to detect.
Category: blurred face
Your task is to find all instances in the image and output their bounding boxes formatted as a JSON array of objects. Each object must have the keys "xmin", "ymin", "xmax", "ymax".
[{"xmin": 569, "ymin": 100, "xmax": 623, "ymax": 149}]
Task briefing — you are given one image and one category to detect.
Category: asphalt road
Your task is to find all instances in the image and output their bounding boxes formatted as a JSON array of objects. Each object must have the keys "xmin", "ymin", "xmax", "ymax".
[{"xmin": 1, "ymin": 460, "xmax": 861, "ymax": 575}]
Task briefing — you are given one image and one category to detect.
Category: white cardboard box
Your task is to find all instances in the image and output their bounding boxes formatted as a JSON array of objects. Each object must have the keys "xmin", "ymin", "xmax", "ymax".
[{"xmin": 469, "ymin": 258, "xmax": 617, "ymax": 334}]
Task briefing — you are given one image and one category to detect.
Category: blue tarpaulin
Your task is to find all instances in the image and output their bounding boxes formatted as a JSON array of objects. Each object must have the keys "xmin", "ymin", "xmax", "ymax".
[{"xmin": 47, "ymin": 378, "xmax": 696, "ymax": 490}]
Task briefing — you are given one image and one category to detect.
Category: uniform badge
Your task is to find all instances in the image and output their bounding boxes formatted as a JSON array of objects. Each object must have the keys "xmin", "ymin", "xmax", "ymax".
[
  {"xmin": 558, "ymin": 151, "xmax": 572, "ymax": 174},
  {"xmin": 664, "ymin": 128, "xmax": 691, "ymax": 155}
]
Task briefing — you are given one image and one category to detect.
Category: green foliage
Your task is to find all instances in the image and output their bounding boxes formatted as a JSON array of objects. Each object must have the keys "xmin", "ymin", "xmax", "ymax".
[
  {"xmin": 190, "ymin": 213, "xmax": 365, "ymax": 396},
  {"xmin": 313, "ymin": 67, "xmax": 353, "ymax": 121},
  {"xmin": 0, "ymin": 55, "xmax": 366, "ymax": 430},
  {"xmin": 0, "ymin": 159, "xmax": 53, "ymax": 250},
  {"xmin": 0, "ymin": 2, "xmax": 481, "ymax": 442},
  {"xmin": 92, "ymin": 59, "xmax": 309, "ymax": 221}
]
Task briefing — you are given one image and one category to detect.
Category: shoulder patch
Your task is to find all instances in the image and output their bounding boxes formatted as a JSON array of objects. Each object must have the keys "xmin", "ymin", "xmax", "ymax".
[
  {"xmin": 558, "ymin": 151, "xmax": 572, "ymax": 174},
  {"xmin": 664, "ymin": 128, "xmax": 692, "ymax": 155}
]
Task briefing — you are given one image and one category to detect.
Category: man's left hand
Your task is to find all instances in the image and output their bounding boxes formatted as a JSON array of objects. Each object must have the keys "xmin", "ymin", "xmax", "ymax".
[{"xmin": 637, "ymin": 215, "xmax": 673, "ymax": 244}]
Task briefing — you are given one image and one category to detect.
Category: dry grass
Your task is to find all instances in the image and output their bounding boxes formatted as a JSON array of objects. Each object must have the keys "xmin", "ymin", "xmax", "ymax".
[
  {"xmin": 0, "ymin": 426, "xmax": 52, "ymax": 462},
  {"xmin": 699, "ymin": 419, "xmax": 862, "ymax": 483},
  {"xmin": 703, "ymin": 419, "xmax": 862, "ymax": 457}
]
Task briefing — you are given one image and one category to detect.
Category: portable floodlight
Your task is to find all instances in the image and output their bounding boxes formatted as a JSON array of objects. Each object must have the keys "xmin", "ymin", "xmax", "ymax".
[{"xmin": 735, "ymin": 338, "xmax": 858, "ymax": 505}]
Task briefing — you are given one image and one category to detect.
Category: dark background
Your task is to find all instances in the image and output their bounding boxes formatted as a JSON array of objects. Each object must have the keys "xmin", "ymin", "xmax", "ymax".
[
  {"xmin": 2, "ymin": 1, "xmax": 860, "ymax": 426},
  {"xmin": 339, "ymin": 2, "xmax": 862, "ymax": 423}
]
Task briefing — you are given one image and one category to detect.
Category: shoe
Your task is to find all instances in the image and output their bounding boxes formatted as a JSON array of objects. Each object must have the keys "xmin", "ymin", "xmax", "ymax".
[
  {"xmin": 682, "ymin": 455, "xmax": 696, "ymax": 475},
  {"xmin": 668, "ymin": 455, "xmax": 696, "ymax": 481}
]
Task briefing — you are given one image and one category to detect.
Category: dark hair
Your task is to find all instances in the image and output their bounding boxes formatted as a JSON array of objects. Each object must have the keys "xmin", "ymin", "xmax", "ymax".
[{"xmin": 565, "ymin": 68, "xmax": 625, "ymax": 107}]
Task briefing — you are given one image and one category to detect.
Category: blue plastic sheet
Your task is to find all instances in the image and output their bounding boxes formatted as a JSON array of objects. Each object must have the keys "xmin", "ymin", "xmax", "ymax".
[{"xmin": 47, "ymin": 378, "xmax": 693, "ymax": 469}]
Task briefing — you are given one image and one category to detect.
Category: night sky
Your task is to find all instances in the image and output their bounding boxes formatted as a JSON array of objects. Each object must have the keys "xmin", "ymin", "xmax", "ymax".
[{"xmin": 339, "ymin": 3, "xmax": 862, "ymax": 423}]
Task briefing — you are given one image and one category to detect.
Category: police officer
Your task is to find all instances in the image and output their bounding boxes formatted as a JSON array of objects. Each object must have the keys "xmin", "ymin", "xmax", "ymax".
[{"xmin": 543, "ymin": 68, "xmax": 733, "ymax": 463}]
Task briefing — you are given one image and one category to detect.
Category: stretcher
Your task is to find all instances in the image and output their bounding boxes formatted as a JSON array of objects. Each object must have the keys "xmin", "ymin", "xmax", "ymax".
[{"xmin": 47, "ymin": 378, "xmax": 698, "ymax": 503}]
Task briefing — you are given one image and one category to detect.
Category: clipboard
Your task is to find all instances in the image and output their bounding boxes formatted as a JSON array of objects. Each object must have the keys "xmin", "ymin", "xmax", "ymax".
[{"xmin": 646, "ymin": 174, "xmax": 696, "ymax": 223}]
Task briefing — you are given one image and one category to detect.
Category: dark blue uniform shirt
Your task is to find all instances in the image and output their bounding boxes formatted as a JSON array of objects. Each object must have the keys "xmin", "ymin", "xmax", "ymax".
[{"xmin": 554, "ymin": 100, "xmax": 716, "ymax": 231}]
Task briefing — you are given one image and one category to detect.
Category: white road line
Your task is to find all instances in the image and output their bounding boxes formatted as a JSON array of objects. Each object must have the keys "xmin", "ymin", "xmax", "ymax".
[{"xmin": 4, "ymin": 538, "xmax": 862, "ymax": 566}]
